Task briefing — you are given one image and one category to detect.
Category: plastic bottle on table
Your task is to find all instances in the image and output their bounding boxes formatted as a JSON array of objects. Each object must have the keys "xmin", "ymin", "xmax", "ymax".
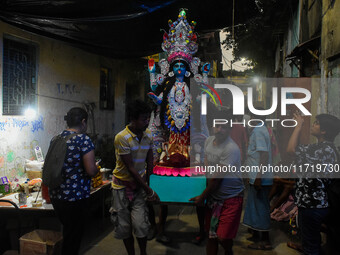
[{"xmin": 23, "ymin": 181, "xmax": 29, "ymax": 195}]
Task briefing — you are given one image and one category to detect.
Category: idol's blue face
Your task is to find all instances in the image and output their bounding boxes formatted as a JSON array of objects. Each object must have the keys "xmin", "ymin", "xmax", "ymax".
[{"xmin": 173, "ymin": 62, "xmax": 186, "ymax": 78}]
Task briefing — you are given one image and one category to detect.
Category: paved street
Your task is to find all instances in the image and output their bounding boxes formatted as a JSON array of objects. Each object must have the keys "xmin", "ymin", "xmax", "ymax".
[{"xmin": 82, "ymin": 205, "xmax": 300, "ymax": 255}]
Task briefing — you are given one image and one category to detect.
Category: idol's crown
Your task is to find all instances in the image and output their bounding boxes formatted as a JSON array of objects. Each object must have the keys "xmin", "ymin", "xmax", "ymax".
[{"xmin": 161, "ymin": 9, "xmax": 198, "ymax": 65}]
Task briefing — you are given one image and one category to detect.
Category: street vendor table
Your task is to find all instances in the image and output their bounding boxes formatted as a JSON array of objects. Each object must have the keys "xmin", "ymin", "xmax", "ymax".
[
  {"xmin": 0, "ymin": 181, "xmax": 112, "ymax": 253},
  {"xmin": 0, "ymin": 191, "xmax": 53, "ymax": 210},
  {"xmin": 0, "ymin": 180, "xmax": 111, "ymax": 211}
]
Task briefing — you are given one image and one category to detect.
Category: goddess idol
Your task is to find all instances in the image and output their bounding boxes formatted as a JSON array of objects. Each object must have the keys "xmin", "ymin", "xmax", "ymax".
[{"xmin": 148, "ymin": 9, "xmax": 210, "ymax": 176}]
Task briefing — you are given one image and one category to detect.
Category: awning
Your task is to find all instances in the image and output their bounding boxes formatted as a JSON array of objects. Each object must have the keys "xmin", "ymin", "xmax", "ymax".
[
  {"xmin": 286, "ymin": 36, "xmax": 320, "ymax": 61},
  {"xmin": 0, "ymin": 0, "xmax": 259, "ymax": 58}
]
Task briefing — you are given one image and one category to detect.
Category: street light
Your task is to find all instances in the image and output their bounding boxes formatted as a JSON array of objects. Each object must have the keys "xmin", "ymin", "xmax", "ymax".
[{"xmin": 24, "ymin": 107, "xmax": 36, "ymax": 120}]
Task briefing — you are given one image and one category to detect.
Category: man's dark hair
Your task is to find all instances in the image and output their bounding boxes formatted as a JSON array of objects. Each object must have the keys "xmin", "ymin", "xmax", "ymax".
[
  {"xmin": 316, "ymin": 114, "xmax": 340, "ymax": 142},
  {"xmin": 64, "ymin": 107, "xmax": 88, "ymax": 128},
  {"xmin": 128, "ymin": 99, "xmax": 152, "ymax": 121},
  {"xmin": 213, "ymin": 108, "xmax": 233, "ymax": 129}
]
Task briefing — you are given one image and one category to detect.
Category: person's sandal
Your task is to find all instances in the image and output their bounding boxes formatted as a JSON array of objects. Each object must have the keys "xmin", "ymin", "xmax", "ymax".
[{"xmin": 287, "ymin": 241, "xmax": 303, "ymax": 252}]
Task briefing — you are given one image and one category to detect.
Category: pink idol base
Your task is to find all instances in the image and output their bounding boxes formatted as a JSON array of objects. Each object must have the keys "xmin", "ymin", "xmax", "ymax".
[{"xmin": 153, "ymin": 165, "xmax": 205, "ymax": 177}]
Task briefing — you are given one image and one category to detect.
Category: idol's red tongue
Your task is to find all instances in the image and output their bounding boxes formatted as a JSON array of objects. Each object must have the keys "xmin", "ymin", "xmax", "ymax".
[{"xmin": 178, "ymin": 70, "xmax": 181, "ymax": 74}]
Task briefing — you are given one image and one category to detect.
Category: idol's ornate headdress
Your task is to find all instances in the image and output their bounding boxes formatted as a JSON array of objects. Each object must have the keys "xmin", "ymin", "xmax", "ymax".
[
  {"xmin": 149, "ymin": 9, "xmax": 209, "ymax": 89},
  {"xmin": 162, "ymin": 9, "xmax": 198, "ymax": 65}
]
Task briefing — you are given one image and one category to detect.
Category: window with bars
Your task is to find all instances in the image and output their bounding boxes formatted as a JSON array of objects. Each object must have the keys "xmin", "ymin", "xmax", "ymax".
[
  {"xmin": 99, "ymin": 67, "xmax": 114, "ymax": 110},
  {"xmin": 2, "ymin": 36, "xmax": 37, "ymax": 115}
]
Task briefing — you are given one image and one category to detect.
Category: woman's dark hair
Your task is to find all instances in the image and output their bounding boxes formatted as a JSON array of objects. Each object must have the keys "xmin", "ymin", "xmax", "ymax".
[
  {"xmin": 64, "ymin": 107, "xmax": 88, "ymax": 128},
  {"xmin": 316, "ymin": 114, "xmax": 340, "ymax": 142},
  {"xmin": 154, "ymin": 60, "xmax": 191, "ymax": 128},
  {"xmin": 128, "ymin": 99, "xmax": 152, "ymax": 121}
]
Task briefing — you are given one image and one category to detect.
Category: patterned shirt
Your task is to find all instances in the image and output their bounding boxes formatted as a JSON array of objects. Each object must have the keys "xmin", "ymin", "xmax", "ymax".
[
  {"xmin": 295, "ymin": 141, "xmax": 337, "ymax": 208},
  {"xmin": 112, "ymin": 126, "xmax": 153, "ymax": 189},
  {"xmin": 49, "ymin": 130, "xmax": 95, "ymax": 201}
]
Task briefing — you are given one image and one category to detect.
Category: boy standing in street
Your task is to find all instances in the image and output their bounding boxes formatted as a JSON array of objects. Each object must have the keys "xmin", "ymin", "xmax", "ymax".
[
  {"xmin": 111, "ymin": 100, "xmax": 159, "ymax": 255},
  {"xmin": 190, "ymin": 111, "xmax": 244, "ymax": 255},
  {"xmin": 287, "ymin": 113, "xmax": 340, "ymax": 255}
]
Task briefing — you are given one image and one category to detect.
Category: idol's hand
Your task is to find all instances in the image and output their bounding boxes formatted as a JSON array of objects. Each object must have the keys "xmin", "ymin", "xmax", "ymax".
[
  {"xmin": 148, "ymin": 59, "xmax": 156, "ymax": 73},
  {"xmin": 148, "ymin": 92, "xmax": 162, "ymax": 105},
  {"xmin": 202, "ymin": 63, "xmax": 211, "ymax": 74}
]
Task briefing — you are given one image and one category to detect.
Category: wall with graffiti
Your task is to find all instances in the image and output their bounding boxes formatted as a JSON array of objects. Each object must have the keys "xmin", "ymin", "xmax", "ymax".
[{"xmin": 0, "ymin": 21, "xmax": 146, "ymax": 178}]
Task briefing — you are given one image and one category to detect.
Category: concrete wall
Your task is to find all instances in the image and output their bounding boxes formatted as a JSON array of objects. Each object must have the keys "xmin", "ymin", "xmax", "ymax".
[
  {"xmin": 321, "ymin": 0, "xmax": 340, "ymax": 148},
  {"xmin": 269, "ymin": 0, "xmax": 340, "ymax": 149},
  {"xmin": 300, "ymin": 0, "xmax": 322, "ymax": 42},
  {"xmin": 0, "ymin": 21, "xmax": 146, "ymax": 178},
  {"xmin": 281, "ymin": 1, "xmax": 301, "ymax": 78},
  {"xmin": 321, "ymin": 0, "xmax": 340, "ymax": 61}
]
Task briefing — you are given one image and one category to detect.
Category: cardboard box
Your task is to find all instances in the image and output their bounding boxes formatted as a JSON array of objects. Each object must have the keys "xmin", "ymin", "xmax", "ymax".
[
  {"xmin": 25, "ymin": 160, "xmax": 43, "ymax": 180},
  {"xmin": 20, "ymin": 229, "xmax": 62, "ymax": 255},
  {"xmin": 26, "ymin": 170, "xmax": 42, "ymax": 180}
]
